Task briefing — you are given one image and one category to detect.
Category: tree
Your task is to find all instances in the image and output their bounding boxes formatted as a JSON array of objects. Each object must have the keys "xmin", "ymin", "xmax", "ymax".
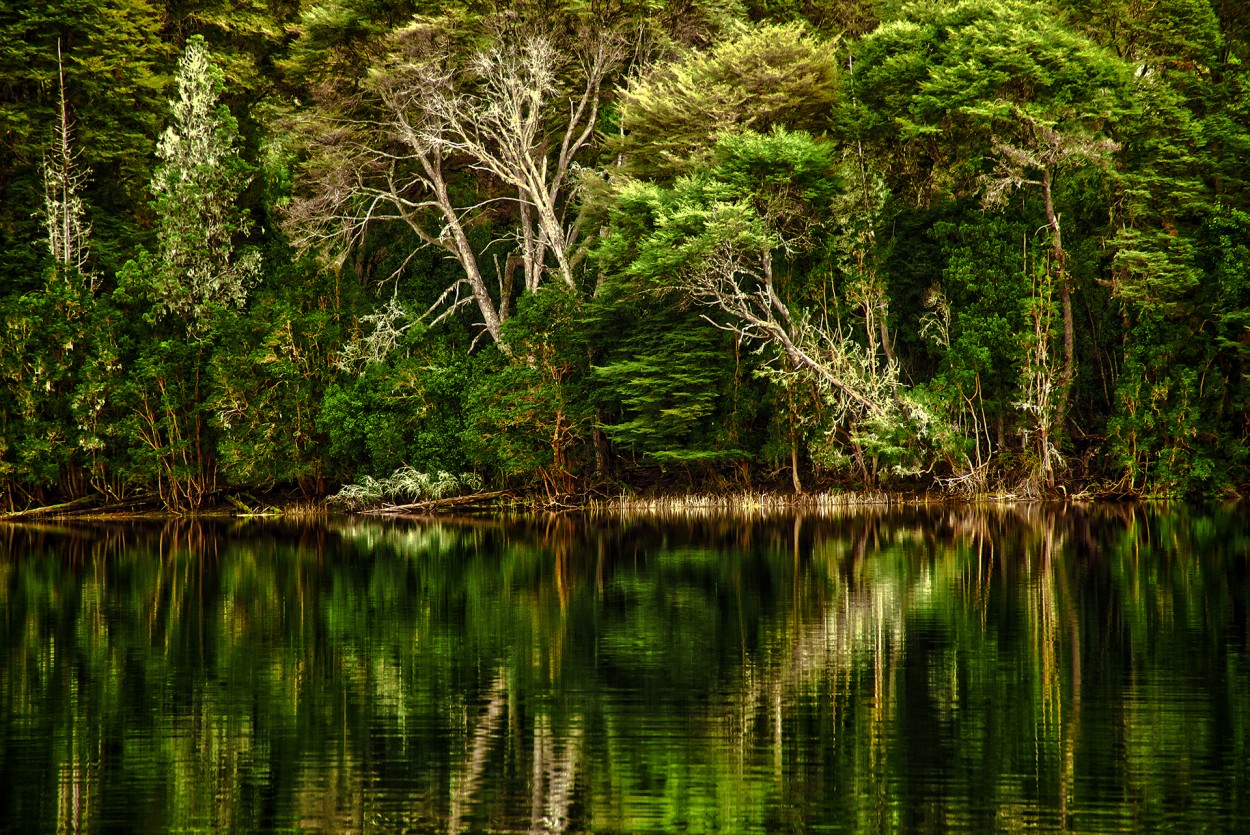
[
  {"xmin": 598, "ymin": 129, "xmax": 955, "ymax": 488},
  {"xmin": 979, "ymin": 109, "xmax": 1119, "ymax": 421},
  {"xmin": 590, "ymin": 304, "xmax": 744, "ymax": 473},
  {"xmin": 611, "ymin": 22, "xmax": 842, "ymax": 183},
  {"xmin": 43, "ymin": 41, "xmax": 95, "ymax": 292},
  {"xmin": 0, "ymin": 39, "xmax": 112, "ymax": 509},
  {"xmin": 286, "ymin": 13, "xmax": 623, "ymax": 353},
  {"xmin": 0, "ymin": 0, "xmax": 166, "ymax": 287},
  {"xmin": 463, "ymin": 286, "xmax": 591, "ymax": 496},
  {"xmin": 115, "ymin": 36, "xmax": 260, "ymax": 509},
  {"xmin": 142, "ymin": 34, "xmax": 261, "ymax": 331},
  {"xmin": 1058, "ymin": 0, "xmax": 1220, "ymax": 68},
  {"xmin": 1057, "ymin": 0, "xmax": 1250, "ymax": 494},
  {"xmin": 921, "ymin": 214, "xmax": 1037, "ymax": 491},
  {"xmin": 854, "ymin": 0, "xmax": 1129, "ymax": 451}
]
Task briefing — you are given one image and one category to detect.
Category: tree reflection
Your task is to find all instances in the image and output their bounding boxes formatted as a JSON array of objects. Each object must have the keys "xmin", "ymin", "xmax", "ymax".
[{"xmin": 1, "ymin": 505, "xmax": 1248, "ymax": 832}]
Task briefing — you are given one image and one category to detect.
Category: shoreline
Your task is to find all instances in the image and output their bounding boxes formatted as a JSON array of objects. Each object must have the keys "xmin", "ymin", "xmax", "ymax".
[{"xmin": 0, "ymin": 484, "xmax": 1170, "ymax": 524}]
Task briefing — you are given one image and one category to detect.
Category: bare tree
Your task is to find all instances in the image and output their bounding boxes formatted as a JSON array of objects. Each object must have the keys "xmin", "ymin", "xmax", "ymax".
[
  {"xmin": 678, "ymin": 202, "xmax": 936, "ymax": 488},
  {"xmin": 43, "ymin": 40, "xmax": 94, "ymax": 292},
  {"xmin": 285, "ymin": 18, "xmax": 623, "ymax": 358},
  {"xmin": 428, "ymin": 33, "xmax": 618, "ymax": 292},
  {"xmin": 693, "ymin": 234, "xmax": 895, "ymax": 422},
  {"xmin": 664, "ymin": 142, "xmax": 970, "ymax": 488}
]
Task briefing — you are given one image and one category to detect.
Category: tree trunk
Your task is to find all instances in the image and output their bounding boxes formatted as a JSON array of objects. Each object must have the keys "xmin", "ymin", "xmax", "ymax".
[
  {"xmin": 520, "ymin": 200, "xmax": 540, "ymax": 294},
  {"xmin": 436, "ymin": 176, "xmax": 507, "ymax": 353},
  {"xmin": 1043, "ymin": 169, "xmax": 1075, "ymax": 419},
  {"xmin": 788, "ymin": 385, "xmax": 803, "ymax": 494}
]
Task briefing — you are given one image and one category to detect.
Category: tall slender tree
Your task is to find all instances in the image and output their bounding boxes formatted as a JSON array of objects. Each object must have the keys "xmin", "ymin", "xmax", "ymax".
[
  {"xmin": 145, "ymin": 34, "xmax": 260, "ymax": 330},
  {"xmin": 42, "ymin": 40, "xmax": 95, "ymax": 291},
  {"xmin": 116, "ymin": 36, "xmax": 260, "ymax": 509}
]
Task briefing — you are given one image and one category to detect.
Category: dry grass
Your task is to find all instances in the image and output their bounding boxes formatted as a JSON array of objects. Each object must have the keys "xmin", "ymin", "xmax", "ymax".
[
  {"xmin": 267, "ymin": 500, "xmax": 330, "ymax": 520},
  {"xmin": 587, "ymin": 490, "xmax": 953, "ymax": 519}
]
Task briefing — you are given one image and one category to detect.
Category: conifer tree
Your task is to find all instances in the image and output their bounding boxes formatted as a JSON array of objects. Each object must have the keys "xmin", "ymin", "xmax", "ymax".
[
  {"xmin": 146, "ymin": 34, "xmax": 260, "ymax": 333},
  {"xmin": 42, "ymin": 40, "xmax": 94, "ymax": 291},
  {"xmin": 115, "ymin": 36, "xmax": 260, "ymax": 509},
  {"xmin": 0, "ymin": 0, "xmax": 165, "ymax": 288}
]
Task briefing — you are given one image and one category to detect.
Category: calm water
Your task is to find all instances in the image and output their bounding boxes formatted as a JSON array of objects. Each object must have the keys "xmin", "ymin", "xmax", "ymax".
[{"xmin": 1, "ymin": 506, "xmax": 1247, "ymax": 833}]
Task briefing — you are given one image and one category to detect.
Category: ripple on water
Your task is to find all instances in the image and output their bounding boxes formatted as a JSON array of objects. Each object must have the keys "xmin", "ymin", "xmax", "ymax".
[{"xmin": 1, "ymin": 510, "xmax": 1248, "ymax": 833}]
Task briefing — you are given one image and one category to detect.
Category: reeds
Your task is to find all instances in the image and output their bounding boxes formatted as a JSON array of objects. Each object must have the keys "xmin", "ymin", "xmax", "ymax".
[
  {"xmin": 588, "ymin": 489, "xmax": 947, "ymax": 519},
  {"xmin": 268, "ymin": 500, "xmax": 329, "ymax": 520}
]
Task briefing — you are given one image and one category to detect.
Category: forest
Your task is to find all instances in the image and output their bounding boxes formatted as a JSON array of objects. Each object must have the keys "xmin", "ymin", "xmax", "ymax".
[{"xmin": 2, "ymin": 0, "xmax": 1248, "ymax": 511}]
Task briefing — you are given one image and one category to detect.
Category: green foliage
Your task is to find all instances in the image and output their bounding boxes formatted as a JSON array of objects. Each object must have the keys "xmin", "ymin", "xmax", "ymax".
[
  {"xmin": 614, "ymin": 23, "xmax": 841, "ymax": 181},
  {"xmin": 463, "ymin": 287, "xmax": 591, "ymax": 494},
  {"xmin": 5, "ymin": 2, "xmax": 1250, "ymax": 504},
  {"xmin": 1108, "ymin": 205, "xmax": 1250, "ymax": 496},
  {"xmin": 144, "ymin": 36, "xmax": 261, "ymax": 330},
  {"xmin": 0, "ymin": 0, "xmax": 167, "ymax": 286},
  {"xmin": 208, "ymin": 260, "xmax": 345, "ymax": 494},
  {"xmin": 0, "ymin": 274, "xmax": 98, "ymax": 501},
  {"xmin": 591, "ymin": 305, "xmax": 744, "ymax": 467},
  {"xmin": 280, "ymin": 0, "xmax": 426, "ymax": 91},
  {"xmin": 925, "ymin": 214, "xmax": 1033, "ymax": 429},
  {"xmin": 111, "ymin": 332, "xmax": 218, "ymax": 508},
  {"xmin": 328, "ymin": 466, "xmax": 483, "ymax": 509},
  {"xmin": 598, "ymin": 128, "xmax": 840, "ymax": 290},
  {"xmin": 104, "ymin": 37, "xmax": 263, "ymax": 508},
  {"xmin": 321, "ymin": 336, "xmax": 475, "ymax": 481},
  {"xmin": 1060, "ymin": 0, "xmax": 1221, "ymax": 67},
  {"xmin": 854, "ymin": 0, "xmax": 1129, "ymax": 198}
]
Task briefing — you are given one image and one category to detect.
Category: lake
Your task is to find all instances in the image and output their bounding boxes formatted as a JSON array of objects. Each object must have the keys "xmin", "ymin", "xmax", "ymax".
[{"xmin": 1, "ymin": 505, "xmax": 1247, "ymax": 832}]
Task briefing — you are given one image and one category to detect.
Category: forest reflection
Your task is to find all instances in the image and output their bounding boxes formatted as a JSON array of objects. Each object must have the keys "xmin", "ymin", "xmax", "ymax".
[{"xmin": 1, "ymin": 505, "xmax": 1247, "ymax": 833}]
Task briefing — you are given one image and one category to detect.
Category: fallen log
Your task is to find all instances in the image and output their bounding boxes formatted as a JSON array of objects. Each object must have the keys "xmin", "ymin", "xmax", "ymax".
[
  {"xmin": 0, "ymin": 494, "xmax": 102, "ymax": 521},
  {"xmin": 362, "ymin": 491, "xmax": 509, "ymax": 515},
  {"xmin": 69, "ymin": 497, "xmax": 161, "ymax": 516}
]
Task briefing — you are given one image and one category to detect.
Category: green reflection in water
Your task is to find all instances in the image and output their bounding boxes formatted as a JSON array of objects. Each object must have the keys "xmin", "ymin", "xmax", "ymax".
[{"xmin": 1, "ymin": 506, "xmax": 1248, "ymax": 833}]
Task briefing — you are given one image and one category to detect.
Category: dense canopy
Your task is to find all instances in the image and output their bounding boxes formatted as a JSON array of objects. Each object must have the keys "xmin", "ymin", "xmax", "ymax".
[{"xmin": 2, "ymin": 0, "xmax": 1249, "ymax": 509}]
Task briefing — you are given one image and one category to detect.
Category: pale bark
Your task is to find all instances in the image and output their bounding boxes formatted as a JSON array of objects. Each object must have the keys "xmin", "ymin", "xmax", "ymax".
[
  {"xmin": 285, "ymin": 24, "xmax": 623, "ymax": 356},
  {"xmin": 43, "ymin": 40, "xmax": 94, "ymax": 290},
  {"xmin": 423, "ymin": 33, "xmax": 621, "ymax": 292},
  {"xmin": 693, "ymin": 245, "xmax": 893, "ymax": 420}
]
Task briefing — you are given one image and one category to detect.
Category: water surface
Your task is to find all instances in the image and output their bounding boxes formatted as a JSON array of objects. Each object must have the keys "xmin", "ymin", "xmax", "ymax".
[{"xmin": 1, "ymin": 505, "xmax": 1248, "ymax": 832}]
